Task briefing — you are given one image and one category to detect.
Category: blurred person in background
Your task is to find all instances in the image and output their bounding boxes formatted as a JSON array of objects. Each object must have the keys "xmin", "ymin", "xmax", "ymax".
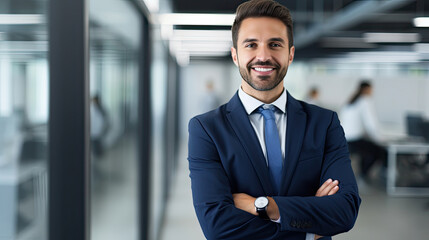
[
  {"xmin": 188, "ymin": 0, "xmax": 360, "ymax": 239},
  {"xmin": 340, "ymin": 81, "xmax": 387, "ymax": 186},
  {"xmin": 200, "ymin": 80, "xmax": 220, "ymax": 112},
  {"xmin": 305, "ymin": 87, "xmax": 320, "ymax": 106},
  {"xmin": 90, "ymin": 94, "xmax": 109, "ymax": 158}
]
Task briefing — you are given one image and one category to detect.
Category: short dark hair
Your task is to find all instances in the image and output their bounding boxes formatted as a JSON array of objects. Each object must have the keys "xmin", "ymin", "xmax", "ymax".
[{"xmin": 231, "ymin": 0, "xmax": 294, "ymax": 49}]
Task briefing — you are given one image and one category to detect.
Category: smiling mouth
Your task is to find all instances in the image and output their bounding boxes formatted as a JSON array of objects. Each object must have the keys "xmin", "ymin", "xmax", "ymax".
[
  {"xmin": 251, "ymin": 67, "xmax": 275, "ymax": 74},
  {"xmin": 253, "ymin": 67, "xmax": 274, "ymax": 72}
]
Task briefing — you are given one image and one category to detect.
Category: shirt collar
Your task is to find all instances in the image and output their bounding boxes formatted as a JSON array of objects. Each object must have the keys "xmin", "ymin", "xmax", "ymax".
[{"xmin": 238, "ymin": 87, "xmax": 287, "ymax": 115}]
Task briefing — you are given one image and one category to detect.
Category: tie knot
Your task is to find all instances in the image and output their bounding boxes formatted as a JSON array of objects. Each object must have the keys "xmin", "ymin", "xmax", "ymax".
[{"xmin": 257, "ymin": 105, "xmax": 276, "ymax": 121}]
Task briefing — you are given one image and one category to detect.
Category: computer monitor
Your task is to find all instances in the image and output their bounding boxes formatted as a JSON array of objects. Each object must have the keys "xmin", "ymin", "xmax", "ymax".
[
  {"xmin": 420, "ymin": 121, "xmax": 429, "ymax": 142},
  {"xmin": 406, "ymin": 114, "xmax": 424, "ymax": 137}
]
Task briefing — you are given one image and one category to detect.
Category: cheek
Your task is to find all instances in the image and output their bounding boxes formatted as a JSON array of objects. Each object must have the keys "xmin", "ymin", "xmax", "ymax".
[
  {"xmin": 237, "ymin": 52, "xmax": 253, "ymax": 64},
  {"xmin": 272, "ymin": 52, "xmax": 289, "ymax": 64},
  {"xmin": 280, "ymin": 55, "xmax": 291, "ymax": 66}
]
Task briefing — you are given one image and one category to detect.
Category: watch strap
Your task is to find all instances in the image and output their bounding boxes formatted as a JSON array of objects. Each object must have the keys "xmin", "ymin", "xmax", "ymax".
[{"xmin": 256, "ymin": 207, "xmax": 270, "ymax": 220}]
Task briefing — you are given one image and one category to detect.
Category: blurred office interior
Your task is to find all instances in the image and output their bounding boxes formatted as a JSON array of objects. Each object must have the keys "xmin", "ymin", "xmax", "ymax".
[{"xmin": 1, "ymin": 0, "xmax": 429, "ymax": 239}]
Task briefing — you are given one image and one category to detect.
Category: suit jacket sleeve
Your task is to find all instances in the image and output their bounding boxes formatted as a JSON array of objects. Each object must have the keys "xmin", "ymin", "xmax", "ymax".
[
  {"xmin": 188, "ymin": 116, "xmax": 300, "ymax": 240},
  {"xmin": 273, "ymin": 112, "xmax": 361, "ymax": 236}
]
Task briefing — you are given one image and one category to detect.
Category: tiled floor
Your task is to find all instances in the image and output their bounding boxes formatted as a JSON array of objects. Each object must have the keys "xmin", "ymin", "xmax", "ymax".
[
  {"xmin": 91, "ymin": 135, "xmax": 139, "ymax": 240},
  {"xmin": 161, "ymin": 142, "xmax": 429, "ymax": 240},
  {"xmin": 160, "ymin": 142, "xmax": 205, "ymax": 240}
]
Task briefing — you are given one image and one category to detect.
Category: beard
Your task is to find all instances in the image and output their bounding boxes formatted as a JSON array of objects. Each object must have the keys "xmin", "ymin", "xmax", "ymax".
[{"xmin": 238, "ymin": 59, "xmax": 288, "ymax": 91}]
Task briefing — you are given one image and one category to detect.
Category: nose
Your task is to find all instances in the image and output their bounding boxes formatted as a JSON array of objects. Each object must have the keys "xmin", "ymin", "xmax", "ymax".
[{"xmin": 255, "ymin": 45, "xmax": 271, "ymax": 62}]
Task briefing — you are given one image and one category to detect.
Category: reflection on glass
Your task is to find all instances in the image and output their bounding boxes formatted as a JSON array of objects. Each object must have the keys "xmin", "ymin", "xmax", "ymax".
[
  {"xmin": 89, "ymin": 0, "xmax": 141, "ymax": 239},
  {"xmin": 0, "ymin": 0, "xmax": 49, "ymax": 239}
]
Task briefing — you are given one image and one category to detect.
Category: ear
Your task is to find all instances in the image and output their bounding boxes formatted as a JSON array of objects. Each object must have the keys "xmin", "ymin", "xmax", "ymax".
[
  {"xmin": 288, "ymin": 46, "xmax": 295, "ymax": 65},
  {"xmin": 231, "ymin": 47, "xmax": 238, "ymax": 66}
]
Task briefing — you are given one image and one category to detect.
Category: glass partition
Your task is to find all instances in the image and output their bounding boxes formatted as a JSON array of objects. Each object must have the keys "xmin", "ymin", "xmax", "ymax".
[
  {"xmin": 89, "ymin": 0, "xmax": 141, "ymax": 239},
  {"xmin": 0, "ymin": 0, "xmax": 49, "ymax": 239}
]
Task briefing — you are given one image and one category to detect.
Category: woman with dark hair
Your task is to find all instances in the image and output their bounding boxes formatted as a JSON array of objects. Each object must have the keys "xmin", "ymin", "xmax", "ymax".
[{"xmin": 341, "ymin": 81, "xmax": 387, "ymax": 184}]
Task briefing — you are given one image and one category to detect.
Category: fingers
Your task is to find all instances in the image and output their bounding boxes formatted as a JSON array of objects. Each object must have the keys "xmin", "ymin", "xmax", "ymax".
[
  {"xmin": 327, "ymin": 184, "xmax": 339, "ymax": 196},
  {"xmin": 315, "ymin": 179, "xmax": 339, "ymax": 197},
  {"xmin": 316, "ymin": 179, "xmax": 332, "ymax": 196}
]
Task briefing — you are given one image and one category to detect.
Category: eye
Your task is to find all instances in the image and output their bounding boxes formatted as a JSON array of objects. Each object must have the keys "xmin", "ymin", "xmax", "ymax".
[
  {"xmin": 245, "ymin": 43, "xmax": 256, "ymax": 48},
  {"xmin": 270, "ymin": 43, "xmax": 281, "ymax": 48}
]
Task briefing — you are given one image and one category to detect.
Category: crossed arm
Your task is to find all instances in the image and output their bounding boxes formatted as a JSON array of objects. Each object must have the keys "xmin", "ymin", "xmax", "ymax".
[
  {"xmin": 233, "ymin": 179, "xmax": 339, "ymax": 219},
  {"xmin": 233, "ymin": 179, "xmax": 340, "ymax": 240}
]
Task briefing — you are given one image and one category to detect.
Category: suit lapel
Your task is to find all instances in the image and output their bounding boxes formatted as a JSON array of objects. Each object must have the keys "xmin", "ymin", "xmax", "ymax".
[
  {"xmin": 226, "ymin": 93, "xmax": 275, "ymax": 195},
  {"xmin": 281, "ymin": 92, "xmax": 307, "ymax": 195}
]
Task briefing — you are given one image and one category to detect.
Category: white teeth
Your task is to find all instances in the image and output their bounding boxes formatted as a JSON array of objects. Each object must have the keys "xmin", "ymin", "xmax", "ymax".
[{"xmin": 254, "ymin": 67, "xmax": 273, "ymax": 72}]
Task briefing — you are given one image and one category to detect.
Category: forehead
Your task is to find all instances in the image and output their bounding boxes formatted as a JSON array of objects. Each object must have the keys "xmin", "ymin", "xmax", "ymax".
[{"xmin": 238, "ymin": 17, "xmax": 288, "ymax": 41}]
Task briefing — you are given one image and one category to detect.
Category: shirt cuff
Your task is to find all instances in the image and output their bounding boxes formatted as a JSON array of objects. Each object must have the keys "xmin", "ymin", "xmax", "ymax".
[
  {"xmin": 271, "ymin": 216, "xmax": 281, "ymax": 223},
  {"xmin": 306, "ymin": 233, "xmax": 315, "ymax": 240}
]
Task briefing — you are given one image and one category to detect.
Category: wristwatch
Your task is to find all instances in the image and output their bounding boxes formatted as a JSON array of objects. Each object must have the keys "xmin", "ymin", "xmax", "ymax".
[{"xmin": 254, "ymin": 196, "xmax": 270, "ymax": 220}]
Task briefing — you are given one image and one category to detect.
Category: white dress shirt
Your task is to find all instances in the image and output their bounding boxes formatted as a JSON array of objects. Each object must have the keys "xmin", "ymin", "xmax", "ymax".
[
  {"xmin": 238, "ymin": 87, "xmax": 287, "ymax": 162},
  {"xmin": 238, "ymin": 87, "xmax": 316, "ymax": 240},
  {"xmin": 340, "ymin": 96, "xmax": 383, "ymax": 143}
]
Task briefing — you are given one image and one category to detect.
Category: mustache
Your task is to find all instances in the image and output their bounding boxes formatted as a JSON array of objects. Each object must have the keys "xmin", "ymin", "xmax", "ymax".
[{"xmin": 247, "ymin": 60, "xmax": 279, "ymax": 69}]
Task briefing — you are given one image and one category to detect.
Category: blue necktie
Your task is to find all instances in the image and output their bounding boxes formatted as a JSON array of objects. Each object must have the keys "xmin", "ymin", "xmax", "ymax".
[{"xmin": 258, "ymin": 106, "xmax": 283, "ymax": 194}]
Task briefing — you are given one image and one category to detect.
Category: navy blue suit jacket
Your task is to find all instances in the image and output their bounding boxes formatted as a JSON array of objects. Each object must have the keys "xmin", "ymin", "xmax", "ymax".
[{"xmin": 188, "ymin": 91, "xmax": 361, "ymax": 240}]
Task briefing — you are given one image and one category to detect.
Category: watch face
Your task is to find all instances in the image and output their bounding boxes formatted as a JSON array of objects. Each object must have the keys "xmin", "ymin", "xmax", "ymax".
[{"xmin": 255, "ymin": 197, "xmax": 269, "ymax": 208}]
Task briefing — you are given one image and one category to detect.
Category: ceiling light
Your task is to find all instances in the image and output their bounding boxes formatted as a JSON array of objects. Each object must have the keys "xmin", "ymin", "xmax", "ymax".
[
  {"xmin": 363, "ymin": 32, "xmax": 420, "ymax": 43},
  {"xmin": 188, "ymin": 51, "xmax": 230, "ymax": 56},
  {"xmin": 170, "ymin": 41, "xmax": 231, "ymax": 53},
  {"xmin": 167, "ymin": 30, "xmax": 232, "ymax": 59},
  {"xmin": 161, "ymin": 24, "xmax": 174, "ymax": 40},
  {"xmin": 157, "ymin": 13, "xmax": 235, "ymax": 26},
  {"xmin": 176, "ymin": 52, "xmax": 190, "ymax": 66},
  {"xmin": 0, "ymin": 14, "xmax": 44, "ymax": 25},
  {"xmin": 413, "ymin": 17, "xmax": 429, "ymax": 27},
  {"xmin": 142, "ymin": 0, "xmax": 159, "ymax": 12},
  {"xmin": 171, "ymin": 30, "xmax": 231, "ymax": 42},
  {"xmin": 345, "ymin": 51, "xmax": 420, "ymax": 63}
]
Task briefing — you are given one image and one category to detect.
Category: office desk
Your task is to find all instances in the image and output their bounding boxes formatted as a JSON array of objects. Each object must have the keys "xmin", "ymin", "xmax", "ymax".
[
  {"xmin": 0, "ymin": 161, "xmax": 47, "ymax": 240},
  {"xmin": 387, "ymin": 143, "xmax": 429, "ymax": 196}
]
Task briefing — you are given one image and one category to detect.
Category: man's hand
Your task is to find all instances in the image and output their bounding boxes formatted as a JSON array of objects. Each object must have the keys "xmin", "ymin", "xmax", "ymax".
[
  {"xmin": 314, "ymin": 179, "xmax": 339, "ymax": 240},
  {"xmin": 316, "ymin": 178, "xmax": 339, "ymax": 197}
]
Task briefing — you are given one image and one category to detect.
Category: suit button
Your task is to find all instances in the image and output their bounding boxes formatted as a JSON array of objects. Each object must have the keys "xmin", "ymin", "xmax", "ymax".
[
  {"xmin": 303, "ymin": 222, "xmax": 312, "ymax": 228},
  {"xmin": 290, "ymin": 220, "xmax": 297, "ymax": 228}
]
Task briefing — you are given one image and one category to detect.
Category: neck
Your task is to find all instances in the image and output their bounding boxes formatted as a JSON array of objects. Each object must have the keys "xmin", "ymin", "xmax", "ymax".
[{"xmin": 241, "ymin": 80, "xmax": 284, "ymax": 104}]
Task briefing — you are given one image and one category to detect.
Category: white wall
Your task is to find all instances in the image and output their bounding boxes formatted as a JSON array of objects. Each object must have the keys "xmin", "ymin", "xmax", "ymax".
[
  {"xmin": 180, "ymin": 59, "xmax": 240, "ymax": 140},
  {"xmin": 179, "ymin": 59, "xmax": 429, "ymax": 138}
]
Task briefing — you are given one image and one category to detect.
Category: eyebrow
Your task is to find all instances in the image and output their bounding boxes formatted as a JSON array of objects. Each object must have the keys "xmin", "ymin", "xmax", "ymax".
[
  {"xmin": 269, "ymin": 38, "xmax": 285, "ymax": 43},
  {"xmin": 242, "ymin": 38, "xmax": 258, "ymax": 44},
  {"xmin": 241, "ymin": 37, "xmax": 286, "ymax": 44}
]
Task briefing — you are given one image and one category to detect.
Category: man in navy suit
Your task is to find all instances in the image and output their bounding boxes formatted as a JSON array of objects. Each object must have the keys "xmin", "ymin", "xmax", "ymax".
[{"xmin": 188, "ymin": 0, "xmax": 361, "ymax": 239}]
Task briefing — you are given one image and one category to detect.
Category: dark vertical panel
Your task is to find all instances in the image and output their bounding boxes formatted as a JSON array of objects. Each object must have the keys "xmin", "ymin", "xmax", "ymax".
[
  {"xmin": 165, "ymin": 55, "xmax": 178, "ymax": 199},
  {"xmin": 138, "ymin": 17, "xmax": 151, "ymax": 240},
  {"xmin": 174, "ymin": 63, "xmax": 181, "ymax": 169},
  {"xmin": 48, "ymin": 0, "xmax": 89, "ymax": 240}
]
